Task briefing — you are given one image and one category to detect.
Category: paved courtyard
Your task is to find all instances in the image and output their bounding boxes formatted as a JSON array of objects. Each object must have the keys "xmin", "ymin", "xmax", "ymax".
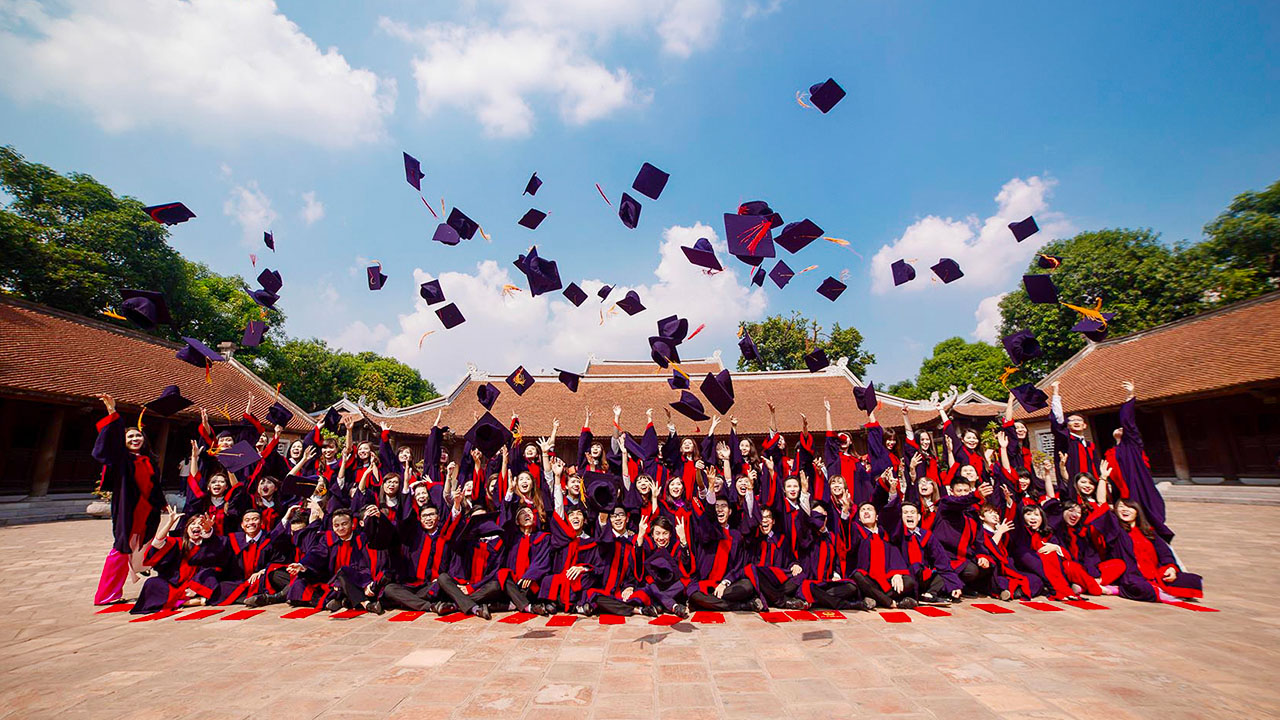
[{"xmin": 0, "ymin": 502, "xmax": 1276, "ymax": 720}]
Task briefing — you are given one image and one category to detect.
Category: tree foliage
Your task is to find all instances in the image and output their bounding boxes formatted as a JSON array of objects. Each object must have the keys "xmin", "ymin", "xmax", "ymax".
[
  {"xmin": 241, "ymin": 340, "xmax": 437, "ymax": 412},
  {"xmin": 888, "ymin": 337, "xmax": 1009, "ymax": 400},
  {"xmin": 737, "ymin": 311, "xmax": 875, "ymax": 377}
]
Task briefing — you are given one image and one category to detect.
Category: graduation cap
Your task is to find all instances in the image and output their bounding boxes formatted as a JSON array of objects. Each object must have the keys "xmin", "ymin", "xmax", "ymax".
[
  {"xmin": 1008, "ymin": 216, "xmax": 1039, "ymax": 242},
  {"xmin": 563, "ymin": 282, "xmax": 587, "ymax": 307},
  {"xmin": 681, "ymin": 237, "xmax": 722, "ymax": 272},
  {"xmin": 263, "ymin": 231, "xmax": 274, "ymax": 251},
  {"xmin": 518, "ymin": 209, "xmax": 546, "ymax": 230},
  {"xmin": 668, "ymin": 369, "xmax": 690, "ymax": 390},
  {"xmin": 556, "ymin": 369, "xmax": 582, "ymax": 393},
  {"xmin": 367, "ymin": 264, "xmax": 387, "ymax": 291},
  {"xmin": 403, "ymin": 152, "xmax": 426, "ymax": 191},
  {"xmin": 808, "ymin": 78, "xmax": 846, "ymax": 113},
  {"xmin": 465, "ymin": 412, "xmax": 514, "ymax": 456},
  {"xmin": 738, "ymin": 330, "xmax": 760, "ymax": 363},
  {"xmin": 776, "ymin": 219, "xmax": 823, "ymax": 254},
  {"xmin": 816, "ymin": 276, "xmax": 846, "ymax": 301},
  {"xmin": 506, "ymin": 366, "xmax": 534, "ymax": 395},
  {"xmin": 655, "ymin": 315, "xmax": 688, "ymax": 343},
  {"xmin": 120, "ymin": 289, "xmax": 172, "ymax": 329},
  {"xmin": 144, "ymin": 385, "xmax": 192, "ymax": 416},
  {"xmin": 447, "ymin": 208, "xmax": 479, "ymax": 241},
  {"xmin": 419, "ymin": 279, "xmax": 445, "ymax": 305},
  {"xmin": 769, "ymin": 260, "xmax": 795, "ymax": 289},
  {"xmin": 1009, "ymin": 383, "xmax": 1049, "ymax": 413},
  {"xmin": 257, "ymin": 268, "xmax": 282, "ymax": 294},
  {"xmin": 523, "ymin": 172, "xmax": 541, "ymax": 196},
  {"xmin": 890, "ymin": 259, "xmax": 916, "ymax": 287},
  {"xmin": 650, "ymin": 336, "xmax": 680, "ymax": 368},
  {"xmin": 514, "ymin": 246, "xmax": 563, "ymax": 297},
  {"xmin": 477, "ymin": 382, "xmax": 500, "ymax": 410},
  {"xmin": 436, "ymin": 302, "xmax": 465, "ymax": 329},
  {"xmin": 648, "ymin": 553, "xmax": 678, "ymax": 585},
  {"xmin": 1037, "ymin": 254, "xmax": 1063, "ymax": 270},
  {"xmin": 583, "ymin": 471, "xmax": 622, "ymax": 511},
  {"xmin": 854, "ymin": 381, "xmax": 878, "ymax": 412},
  {"xmin": 214, "ymin": 439, "xmax": 263, "ymax": 476},
  {"xmin": 1022, "ymin": 274, "xmax": 1058, "ymax": 304},
  {"xmin": 597, "ymin": 285, "xmax": 613, "ymax": 302},
  {"xmin": 241, "ymin": 320, "xmax": 267, "ymax": 348},
  {"xmin": 432, "ymin": 222, "xmax": 461, "ymax": 246},
  {"xmin": 143, "ymin": 202, "xmax": 195, "ymax": 225},
  {"xmin": 176, "ymin": 337, "xmax": 224, "ymax": 367},
  {"xmin": 632, "ymin": 162, "xmax": 669, "ymax": 201},
  {"xmin": 321, "ymin": 407, "xmax": 342, "ymax": 433},
  {"xmin": 752, "ymin": 267, "xmax": 766, "ymax": 287},
  {"xmin": 931, "ymin": 258, "xmax": 964, "ymax": 284},
  {"xmin": 1002, "ymin": 330, "xmax": 1043, "ymax": 365},
  {"xmin": 700, "ymin": 370, "xmax": 735, "ymax": 414},
  {"xmin": 803, "ymin": 348, "xmax": 829, "ymax": 372},
  {"xmin": 280, "ymin": 474, "xmax": 318, "ymax": 499},
  {"xmin": 247, "ymin": 288, "xmax": 279, "ymax": 309},
  {"xmin": 724, "ymin": 213, "xmax": 776, "ymax": 261},
  {"xmin": 1072, "ymin": 314, "xmax": 1115, "ymax": 342},
  {"xmin": 669, "ymin": 390, "xmax": 709, "ymax": 421},
  {"xmin": 737, "ymin": 200, "xmax": 784, "ymax": 227},
  {"xmin": 616, "ymin": 290, "xmax": 645, "ymax": 316},
  {"xmin": 266, "ymin": 402, "xmax": 294, "ymax": 427},
  {"xmin": 618, "ymin": 192, "xmax": 641, "ymax": 229}
]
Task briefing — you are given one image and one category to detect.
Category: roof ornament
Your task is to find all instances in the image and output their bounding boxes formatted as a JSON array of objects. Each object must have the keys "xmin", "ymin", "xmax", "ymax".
[
  {"xmin": 465, "ymin": 362, "xmax": 479, "ymax": 376},
  {"xmin": 836, "ymin": 356, "xmax": 849, "ymax": 369}
]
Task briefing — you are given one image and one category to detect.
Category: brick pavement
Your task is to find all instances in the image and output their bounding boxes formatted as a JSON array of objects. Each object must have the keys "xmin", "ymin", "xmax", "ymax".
[{"xmin": 0, "ymin": 503, "xmax": 1277, "ymax": 720}]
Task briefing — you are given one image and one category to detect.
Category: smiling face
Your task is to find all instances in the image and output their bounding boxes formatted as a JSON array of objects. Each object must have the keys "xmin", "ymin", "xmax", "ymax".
[
  {"xmin": 568, "ymin": 508, "xmax": 585, "ymax": 532},
  {"xmin": 636, "ymin": 476, "xmax": 652, "ymax": 496},
  {"xmin": 783, "ymin": 477, "xmax": 800, "ymax": 501},
  {"xmin": 901, "ymin": 503, "xmax": 920, "ymax": 530},
  {"xmin": 420, "ymin": 506, "xmax": 439, "ymax": 532},
  {"xmin": 399, "ymin": 447, "xmax": 413, "ymax": 465},
  {"xmin": 776, "ymin": 435, "xmax": 787, "ymax": 451},
  {"xmin": 255, "ymin": 433, "xmax": 268, "ymax": 451},
  {"xmin": 680, "ymin": 438, "xmax": 695, "ymax": 455},
  {"xmin": 413, "ymin": 485, "xmax": 430, "ymax": 507},
  {"xmin": 715, "ymin": 499, "xmax": 731, "ymax": 525},
  {"xmin": 980, "ymin": 507, "xmax": 1000, "ymax": 526},
  {"xmin": 1023, "ymin": 506, "xmax": 1043, "ymax": 531},
  {"xmin": 667, "ymin": 477, "xmax": 684, "ymax": 499},
  {"xmin": 918, "ymin": 432, "xmax": 933, "ymax": 451},
  {"xmin": 610, "ymin": 507, "xmax": 628, "ymax": 533},
  {"xmin": 734, "ymin": 476, "xmax": 752, "ymax": 497},
  {"xmin": 185, "ymin": 519, "xmax": 207, "ymax": 542},
  {"xmin": 524, "ymin": 444, "xmax": 538, "ymax": 460},
  {"xmin": 382, "ymin": 475, "xmax": 401, "ymax": 497},
  {"xmin": 240, "ymin": 510, "xmax": 262, "ymax": 536},
  {"xmin": 321, "ymin": 443, "xmax": 336, "ymax": 461},
  {"xmin": 1075, "ymin": 474, "xmax": 1096, "ymax": 497},
  {"xmin": 516, "ymin": 473, "xmax": 533, "ymax": 495},
  {"xmin": 760, "ymin": 508, "xmax": 775, "ymax": 534},
  {"xmin": 960, "ymin": 465, "xmax": 979, "ymax": 484},
  {"xmin": 257, "ymin": 477, "xmax": 277, "ymax": 499},
  {"xmin": 356, "ymin": 442, "xmax": 371, "ymax": 461},
  {"xmin": 218, "ymin": 435, "xmax": 234, "ymax": 451},
  {"xmin": 288, "ymin": 442, "xmax": 304, "ymax": 460},
  {"xmin": 1014, "ymin": 421, "xmax": 1028, "ymax": 440},
  {"xmin": 331, "ymin": 513, "xmax": 353, "ymax": 540},
  {"xmin": 566, "ymin": 475, "xmax": 582, "ymax": 496},
  {"xmin": 1115, "ymin": 501, "xmax": 1138, "ymax": 524},
  {"xmin": 962, "ymin": 430, "xmax": 980, "ymax": 450},
  {"xmin": 1067, "ymin": 414, "xmax": 1087, "ymax": 434},
  {"xmin": 829, "ymin": 476, "xmax": 847, "ymax": 498},
  {"xmin": 589, "ymin": 441, "xmax": 603, "ymax": 459},
  {"xmin": 1063, "ymin": 504, "xmax": 1082, "ymax": 526},
  {"xmin": 652, "ymin": 524, "xmax": 671, "ymax": 547},
  {"xmin": 738, "ymin": 438, "xmax": 752, "ymax": 457},
  {"xmin": 516, "ymin": 507, "xmax": 535, "ymax": 531},
  {"xmin": 207, "ymin": 474, "xmax": 228, "ymax": 497},
  {"xmin": 917, "ymin": 477, "xmax": 936, "ymax": 498},
  {"xmin": 124, "ymin": 428, "xmax": 145, "ymax": 452},
  {"xmin": 949, "ymin": 479, "xmax": 972, "ymax": 496}
]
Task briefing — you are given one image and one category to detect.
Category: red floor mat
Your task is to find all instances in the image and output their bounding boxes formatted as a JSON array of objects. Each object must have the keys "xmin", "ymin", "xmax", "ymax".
[
  {"xmin": 971, "ymin": 603, "xmax": 1015, "ymax": 614},
  {"xmin": 174, "ymin": 608, "xmax": 223, "ymax": 621},
  {"xmin": 880, "ymin": 611, "xmax": 912, "ymax": 623},
  {"xmin": 281, "ymin": 608, "xmax": 324, "ymax": 619},
  {"xmin": 598, "ymin": 614, "xmax": 626, "ymax": 625},
  {"xmin": 96, "ymin": 603, "xmax": 134, "ymax": 614},
  {"xmin": 1020, "ymin": 601, "xmax": 1065, "ymax": 612},
  {"xmin": 913, "ymin": 606, "xmax": 951, "ymax": 617},
  {"xmin": 691, "ymin": 611, "xmax": 725, "ymax": 624},
  {"xmin": 812, "ymin": 610, "xmax": 846, "ymax": 620},
  {"xmin": 648, "ymin": 614, "xmax": 681, "ymax": 626},
  {"xmin": 759, "ymin": 611, "xmax": 791, "ymax": 623},
  {"xmin": 785, "ymin": 610, "xmax": 817, "ymax": 621},
  {"xmin": 221, "ymin": 609, "xmax": 265, "ymax": 621},
  {"xmin": 499, "ymin": 612, "xmax": 537, "ymax": 624},
  {"xmin": 388, "ymin": 611, "xmax": 425, "ymax": 622},
  {"xmin": 546, "ymin": 615, "xmax": 578, "ymax": 627},
  {"xmin": 330, "ymin": 609, "xmax": 367, "ymax": 619},
  {"xmin": 1061, "ymin": 599, "xmax": 1110, "ymax": 610}
]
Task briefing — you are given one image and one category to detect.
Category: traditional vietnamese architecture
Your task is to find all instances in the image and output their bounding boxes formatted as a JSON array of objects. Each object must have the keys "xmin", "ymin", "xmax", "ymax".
[{"xmin": 0, "ymin": 297, "xmax": 313, "ymax": 522}]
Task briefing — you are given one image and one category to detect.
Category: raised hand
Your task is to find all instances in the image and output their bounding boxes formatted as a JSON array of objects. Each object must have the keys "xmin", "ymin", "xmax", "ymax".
[
  {"xmin": 245, "ymin": 394, "xmax": 255, "ymax": 416},
  {"xmin": 95, "ymin": 393, "xmax": 117, "ymax": 415}
]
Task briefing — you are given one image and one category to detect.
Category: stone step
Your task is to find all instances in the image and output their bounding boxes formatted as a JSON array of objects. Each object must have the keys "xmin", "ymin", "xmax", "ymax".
[{"xmin": 1159, "ymin": 483, "xmax": 1280, "ymax": 506}]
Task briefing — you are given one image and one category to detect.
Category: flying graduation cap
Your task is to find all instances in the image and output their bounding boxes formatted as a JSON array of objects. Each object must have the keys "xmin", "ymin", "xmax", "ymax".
[
  {"xmin": 514, "ymin": 246, "xmax": 563, "ymax": 297},
  {"xmin": 265, "ymin": 402, "xmax": 294, "ymax": 427},
  {"xmin": 1001, "ymin": 330, "xmax": 1043, "ymax": 365},
  {"xmin": 144, "ymin": 385, "xmax": 193, "ymax": 417},
  {"xmin": 1009, "ymin": 383, "xmax": 1049, "ymax": 413},
  {"xmin": 465, "ymin": 412, "xmax": 514, "ymax": 456},
  {"xmin": 436, "ymin": 303, "xmax": 465, "ymax": 329},
  {"xmin": 1022, "ymin": 274, "xmax": 1059, "ymax": 304},
  {"xmin": 403, "ymin": 152, "xmax": 426, "ymax": 191},
  {"xmin": 241, "ymin": 320, "xmax": 267, "ymax": 347},
  {"xmin": 931, "ymin": 258, "xmax": 964, "ymax": 284},
  {"xmin": 655, "ymin": 315, "xmax": 688, "ymax": 343},
  {"xmin": 447, "ymin": 208, "xmax": 480, "ymax": 241},
  {"xmin": 506, "ymin": 365, "xmax": 534, "ymax": 395},
  {"xmin": 320, "ymin": 406, "xmax": 342, "ymax": 433},
  {"xmin": 367, "ymin": 264, "xmax": 387, "ymax": 291},
  {"xmin": 616, "ymin": 290, "xmax": 645, "ymax": 315},
  {"xmin": 518, "ymin": 209, "xmax": 546, "ymax": 230},
  {"xmin": 890, "ymin": 259, "xmax": 916, "ymax": 287},
  {"xmin": 1037, "ymin": 254, "xmax": 1063, "ymax": 270},
  {"xmin": 1008, "ymin": 216, "xmax": 1039, "ymax": 242},
  {"xmin": 681, "ymin": 237, "xmax": 722, "ymax": 272},
  {"xmin": 632, "ymin": 162, "xmax": 670, "ymax": 201},
  {"xmin": 477, "ymin": 382, "xmax": 500, "ymax": 410},
  {"xmin": 257, "ymin": 268, "xmax": 282, "ymax": 294},
  {"xmin": 563, "ymin": 282, "xmax": 587, "ymax": 306},
  {"xmin": 176, "ymin": 336, "xmax": 224, "ymax": 368},
  {"xmin": 263, "ymin": 231, "xmax": 275, "ymax": 251},
  {"xmin": 700, "ymin": 369, "xmax": 735, "ymax": 414},
  {"xmin": 432, "ymin": 222, "xmax": 461, "ymax": 246},
  {"xmin": 583, "ymin": 471, "xmax": 622, "ymax": 512},
  {"xmin": 247, "ymin": 288, "xmax": 279, "ymax": 309},
  {"xmin": 668, "ymin": 369, "xmax": 690, "ymax": 390},
  {"xmin": 214, "ymin": 439, "xmax": 263, "ymax": 476},
  {"xmin": 854, "ymin": 382, "xmax": 878, "ymax": 413},
  {"xmin": 807, "ymin": 78, "xmax": 846, "ymax": 114},
  {"xmin": 556, "ymin": 369, "xmax": 582, "ymax": 393},
  {"xmin": 143, "ymin": 202, "xmax": 195, "ymax": 226},
  {"xmin": 776, "ymin": 219, "xmax": 823, "ymax": 254},
  {"xmin": 816, "ymin": 276, "xmax": 846, "ymax": 301},
  {"xmin": 598, "ymin": 285, "xmax": 613, "ymax": 302},
  {"xmin": 769, "ymin": 260, "xmax": 795, "ymax": 289},
  {"xmin": 669, "ymin": 390, "xmax": 709, "ymax": 422},
  {"xmin": 650, "ymin": 336, "xmax": 680, "ymax": 368},
  {"xmin": 724, "ymin": 212, "xmax": 776, "ymax": 263},
  {"xmin": 120, "ymin": 289, "xmax": 172, "ymax": 329},
  {"xmin": 803, "ymin": 348, "xmax": 829, "ymax": 372},
  {"xmin": 619, "ymin": 193, "xmax": 642, "ymax": 229},
  {"xmin": 1072, "ymin": 314, "xmax": 1116, "ymax": 342},
  {"xmin": 738, "ymin": 330, "xmax": 761, "ymax": 363},
  {"xmin": 419, "ymin": 279, "xmax": 445, "ymax": 305},
  {"xmin": 524, "ymin": 172, "xmax": 541, "ymax": 196},
  {"xmin": 752, "ymin": 267, "xmax": 766, "ymax": 287}
]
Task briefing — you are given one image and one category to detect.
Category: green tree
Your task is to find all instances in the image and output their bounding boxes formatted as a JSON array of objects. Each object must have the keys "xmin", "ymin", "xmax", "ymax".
[
  {"xmin": 891, "ymin": 337, "xmax": 1010, "ymax": 401},
  {"xmin": 244, "ymin": 339, "xmax": 438, "ymax": 412},
  {"xmin": 737, "ymin": 312, "xmax": 875, "ymax": 377},
  {"xmin": 1191, "ymin": 177, "xmax": 1280, "ymax": 300}
]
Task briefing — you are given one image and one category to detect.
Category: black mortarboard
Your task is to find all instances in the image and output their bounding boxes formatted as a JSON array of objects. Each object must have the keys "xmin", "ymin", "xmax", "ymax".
[
  {"xmin": 1072, "ymin": 314, "xmax": 1115, "ymax": 342},
  {"xmin": 257, "ymin": 268, "xmax": 282, "ymax": 294},
  {"xmin": 419, "ymin": 279, "xmax": 445, "ymax": 305},
  {"xmin": 891, "ymin": 259, "xmax": 916, "ymax": 287},
  {"xmin": 598, "ymin": 285, "xmax": 613, "ymax": 301},
  {"xmin": 619, "ymin": 192, "xmax": 641, "ymax": 229},
  {"xmin": 176, "ymin": 337, "xmax": 224, "ymax": 367},
  {"xmin": 436, "ymin": 303, "xmax": 465, "ymax": 329},
  {"xmin": 632, "ymin": 162, "xmax": 669, "ymax": 201},
  {"xmin": 724, "ymin": 213, "xmax": 776, "ymax": 261},
  {"xmin": 144, "ymin": 385, "xmax": 192, "ymax": 416},
  {"xmin": 700, "ymin": 370, "xmax": 735, "ymax": 414},
  {"xmin": 263, "ymin": 231, "xmax": 274, "ymax": 251},
  {"xmin": 465, "ymin": 412, "xmax": 514, "ymax": 456},
  {"xmin": 668, "ymin": 369, "xmax": 690, "ymax": 390},
  {"xmin": 524, "ymin": 172, "xmax": 541, "ymax": 196},
  {"xmin": 1037, "ymin": 254, "xmax": 1062, "ymax": 270},
  {"xmin": 247, "ymin": 288, "xmax": 279, "ymax": 309},
  {"xmin": 931, "ymin": 258, "xmax": 963, "ymax": 284},
  {"xmin": 855, "ymin": 381, "xmax": 878, "ymax": 412},
  {"xmin": 321, "ymin": 407, "xmax": 341, "ymax": 433},
  {"xmin": 737, "ymin": 201, "xmax": 784, "ymax": 227},
  {"xmin": 752, "ymin": 267, "xmax": 765, "ymax": 286},
  {"xmin": 1009, "ymin": 216, "xmax": 1039, "ymax": 243},
  {"xmin": 120, "ymin": 289, "xmax": 172, "ymax": 329},
  {"xmin": 816, "ymin": 276, "xmax": 846, "ymax": 301},
  {"xmin": 367, "ymin": 264, "xmax": 387, "ymax": 291},
  {"xmin": 656, "ymin": 315, "xmax": 688, "ymax": 343},
  {"xmin": 648, "ymin": 553, "xmax": 678, "ymax": 585},
  {"xmin": 584, "ymin": 471, "xmax": 622, "ymax": 512},
  {"xmin": 738, "ymin": 330, "xmax": 760, "ymax": 363},
  {"xmin": 403, "ymin": 152, "xmax": 426, "ymax": 191},
  {"xmin": 616, "ymin": 290, "xmax": 645, "ymax": 315},
  {"xmin": 266, "ymin": 402, "xmax": 294, "ymax": 427},
  {"xmin": 563, "ymin": 282, "xmax": 587, "ymax": 306},
  {"xmin": 803, "ymin": 348, "xmax": 829, "ymax": 372},
  {"xmin": 1002, "ymin": 330, "xmax": 1042, "ymax": 365},
  {"xmin": 433, "ymin": 222, "xmax": 461, "ymax": 246},
  {"xmin": 518, "ymin": 209, "xmax": 546, "ymax": 230},
  {"xmin": 769, "ymin": 260, "xmax": 795, "ymax": 289},
  {"xmin": 506, "ymin": 366, "xmax": 534, "ymax": 395},
  {"xmin": 1009, "ymin": 383, "xmax": 1049, "ymax": 413},
  {"xmin": 477, "ymin": 382, "xmax": 500, "ymax": 410},
  {"xmin": 669, "ymin": 390, "xmax": 709, "ymax": 421},
  {"xmin": 514, "ymin": 246, "xmax": 563, "ymax": 297},
  {"xmin": 775, "ymin": 219, "xmax": 823, "ymax": 254},
  {"xmin": 241, "ymin": 320, "xmax": 266, "ymax": 347},
  {"xmin": 1022, "ymin": 274, "xmax": 1058, "ymax": 304},
  {"xmin": 143, "ymin": 202, "xmax": 195, "ymax": 225},
  {"xmin": 649, "ymin": 336, "xmax": 680, "ymax": 368},
  {"xmin": 808, "ymin": 78, "xmax": 846, "ymax": 114},
  {"xmin": 556, "ymin": 369, "xmax": 582, "ymax": 393},
  {"xmin": 681, "ymin": 237, "xmax": 722, "ymax": 272},
  {"xmin": 447, "ymin": 208, "xmax": 479, "ymax": 241},
  {"xmin": 215, "ymin": 439, "xmax": 262, "ymax": 475}
]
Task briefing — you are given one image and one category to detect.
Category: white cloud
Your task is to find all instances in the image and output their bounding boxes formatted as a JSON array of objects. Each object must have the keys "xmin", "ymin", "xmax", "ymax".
[
  {"xmin": 223, "ymin": 182, "xmax": 277, "ymax": 247},
  {"xmin": 340, "ymin": 222, "xmax": 767, "ymax": 385},
  {"xmin": 329, "ymin": 320, "xmax": 392, "ymax": 354},
  {"xmin": 300, "ymin": 191, "xmax": 325, "ymax": 225},
  {"xmin": 498, "ymin": 0, "xmax": 723, "ymax": 58},
  {"xmin": 972, "ymin": 293, "xmax": 1008, "ymax": 343},
  {"xmin": 868, "ymin": 176, "xmax": 1073, "ymax": 294},
  {"xmin": 0, "ymin": 0, "xmax": 395, "ymax": 148},
  {"xmin": 743, "ymin": 0, "xmax": 785, "ymax": 19}
]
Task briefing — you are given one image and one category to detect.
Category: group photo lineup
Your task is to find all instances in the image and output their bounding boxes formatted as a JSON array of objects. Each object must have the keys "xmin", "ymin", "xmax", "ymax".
[{"xmin": 1, "ymin": 1, "xmax": 1277, "ymax": 718}]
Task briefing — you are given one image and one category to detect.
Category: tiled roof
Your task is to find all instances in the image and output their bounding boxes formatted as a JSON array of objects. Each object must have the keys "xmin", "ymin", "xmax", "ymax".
[
  {"xmin": 0, "ymin": 297, "xmax": 313, "ymax": 432},
  {"xmin": 583, "ymin": 357, "xmax": 725, "ymax": 376},
  {"xmin": 1014, "ymin": 291, "xmax": 1280, "ymax": 420}
]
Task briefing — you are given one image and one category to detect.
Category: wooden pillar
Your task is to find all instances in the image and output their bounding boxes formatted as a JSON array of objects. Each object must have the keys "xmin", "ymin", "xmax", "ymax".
[
  {"xmin": 152, "ymin": 419, "xmax": 171, "ymax": 483},
  {"xmin": 0, "ymin": 399, "xmax": 14, "ymax": 484},
  {"xmin": 1161, "ymin": 408, "xmax": 1191, "ymax": 483},
  {"xmin": 29, "ymin": 406, "xmax": 66, "ymax": 497}
]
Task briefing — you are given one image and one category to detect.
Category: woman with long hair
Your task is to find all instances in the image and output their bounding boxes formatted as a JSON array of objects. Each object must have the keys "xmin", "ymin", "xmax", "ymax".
[
  {"xmin": 1092, "ymin": 497, "xmax": 1204, "ymax": 603},
  {"xmin": 130, "ymin": 505, "xmax": 224, "ymax": 614}
]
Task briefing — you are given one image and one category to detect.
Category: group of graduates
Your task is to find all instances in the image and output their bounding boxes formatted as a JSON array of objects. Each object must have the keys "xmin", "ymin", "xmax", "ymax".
[{"xmin": 91, "ymin": 377, "xmax": 1203, "ymax": 619}]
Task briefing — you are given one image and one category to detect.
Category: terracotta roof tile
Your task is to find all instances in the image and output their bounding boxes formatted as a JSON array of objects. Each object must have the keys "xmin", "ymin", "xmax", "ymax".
[{"xmin": 584, "ymin": 358, "xmax": 724, "ymax": 376}]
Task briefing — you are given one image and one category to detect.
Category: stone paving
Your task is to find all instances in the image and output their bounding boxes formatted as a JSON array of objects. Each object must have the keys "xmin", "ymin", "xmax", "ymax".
[{"xmin": 1, "ymin": 503, "xmax": 1277, "ymax": 720}]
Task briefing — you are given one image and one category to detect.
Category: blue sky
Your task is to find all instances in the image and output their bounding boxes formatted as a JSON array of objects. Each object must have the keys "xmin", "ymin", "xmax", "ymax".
[{"xmin": 1, "ymin": 0, "xmax": 1277, "ymax": 392}]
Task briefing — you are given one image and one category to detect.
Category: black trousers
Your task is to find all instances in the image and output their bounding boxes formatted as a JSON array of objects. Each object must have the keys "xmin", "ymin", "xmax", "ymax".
[
  {"xmin": 381, "ymin": 582, "xmax": 436, "ymax": 611},
  {"xmin": 957, "ymin": 560, "xmax": 997, "ymax": 595},
  {"xmin": 687, "ymin": 579, "xmax": 757, "ymax": 611},
  {"xmin": 752, "ymin": 570, "xmax": 804, "ymax": 606},
  {"xmin": 438, "ymin": 575, "xmax": 531, "ymax": 614},
  {"xmin": 332, "ymin": 569, "xmax": 368, "ymax": 609},
  {"xmin": 851, "ymin": 571, "xmax": 917, "ymax": 608},
  {"xmin": 807, "ymin": 581, "xmax": 865, "ymax": 610},
  {"xmin": 919, "ymin": 573, "xmax": 946, "ymax": 598},
  {"xmin": 593, "ymin": 595, "xmax": 637, "ymax": 616}
]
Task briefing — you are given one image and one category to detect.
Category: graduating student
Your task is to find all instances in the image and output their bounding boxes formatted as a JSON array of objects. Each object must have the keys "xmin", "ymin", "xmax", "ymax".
[
  {"xmin": 376, "ymin": 421, "xmax": 424, "ymax": 493},
  {"xmin": 634, "ymin": 514, "xmax": 694, "ymax": 616},
  {"xmin": 974, "ymin": 503, "xmax": 1035, "ymax": 600},
  {"xmin": 1000, "ymin": 395, "xmax": 1037, "ymax": 479},
  {"xmin": 931, "ymin": 474, "xmax": 999, "ymax": 596},
  {"xmin": 1106, "ymin": 381, "xmax": 1174, "ymax": 542},
  {"xmin": 211, "ymin": 507, "xmax": 293, "ymax": 606},
  {"xmin": 900, "ymin": 407, "xmax": 941, "ymax": 487},
  {"xmin": 847, "ymin": 501, "xmax": 917, "ymax": 609},
  {"xmin": 377, "ymin": 490, "xmax": 466, "ymax": 613},
  {"xmin": 576, "ymin": 408, "xmax": 612, "ymax": 475},
  {"xmin": 744, "ymin": 505, "xmax": 805, "ymax": 609},
  {"xmin": 353, "ymin": 469, "xmax": 411, "ymax": 528},
  {"xmin": 439, "ymin": 506, "xmax": 553, "ymax": 616},
  {"xmin": 248, "ymin": 473, "xmax": 291, "ymax": 531},
  {"xmin": 1091, "ymin": 497, "xmax": 1203, "ymax": 603},
  {"xmin": 131, "ymin": 506, "xmax": 225, "ymax": 614},
  {"xmin": 792, "ymin": 504, "xmax": 872, "ymax": 612},
  {"xmin": 1049, "ymin": 381, "xmax": 1102, "ymax": 495},
  {"xmin": 882, "ymin": 480, "xmax": 963, "ymax": 603},
  {"xmin": 91, "ymin": 393, "xmax": 167, "ymax": 604},
  {"xmin": 583, "ymin": 502, "xmax": 642, "ymax": 616},
  {"xmin": 821, "ymin": 398, "xmax": 863, "ymax": 507},
  {"xmin": 245, "ymin": 502, "xmax": 322, "ymax": 607},
  {"xmin": 1011, "ymin": 503, "xmax": 1095, "ymax": 599},
  {"xmin": 760, "ymin": 403, "xmax": 796, "ymax": 485},
  {"xmin": 662, "ymin": 413, "xmax": 720, "ymax": 503},
  {"xmin": 182, "ymin": 440, "xmax": 249, "ymax": 536},
  {"xmin": 285, "ymin": 506, "xmax": 389, "ymax": 612},
  {"xmin": 684, "ymin": 490, "xmax": 763, "ymax": 613},
  {"xmin": 538, "ymin": 484, "xmax": 602, "ymax": 614},
  {"xmin": 939, "ymin": 393, "xmax": 987, "ymax": 476}
]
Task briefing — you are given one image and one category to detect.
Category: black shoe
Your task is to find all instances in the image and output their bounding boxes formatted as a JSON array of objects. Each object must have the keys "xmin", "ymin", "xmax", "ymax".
[
  {"xmin": 471, "ymin": 605, "xmax": 491, "ymax": 620},
  {"xmin": 244, "ymin": 594, "xmax": 267, "ymax": 608},
  {"xmin": 962, "ymin": 590, "xmax": 980, "ymax": 598},
  {"xmin": 749, "ymin": 597, "xmax": 766, "ymax": 612},
  {"xmin": 949, "ymin": 594, "xmax": 964, "ymax": 604},
  {"xmin": 672, "ymin": 604, "xmax": 689, "ymax": 618},
  {"xmin": 862, "ymin": 597, "xmax": 877, "ymax": 611},
  {"xmin": 433, "ymin": 602, "xmax": 458, "ymax": 615},
  {"xmin": 919, "ymin": 592, "xmax": 937, "ymax": 604},
  {"xmin": 325, "ymin": 599, "xmax": 343, "ymax": 612},
  {"xmin": 365, "ymin": 601, "xmax": 385, "ymax": 615},
  {"xmin": 782, "ymin": 597, "xmax": 811, "ymax": 610},
  {"xmin": 528, "ymin": 603, "xmax": 548, "ymax": 616},
  {"xmin": 897, "ymin": 597, "xmax": 918, "ymax": 609},
  {"xmin": 575, "ymin": 604, "xmax": 593, "ymax": 616},
  {"xmin": 640, "ymin": 605, "xmax": 660, "ymax": 617}
]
